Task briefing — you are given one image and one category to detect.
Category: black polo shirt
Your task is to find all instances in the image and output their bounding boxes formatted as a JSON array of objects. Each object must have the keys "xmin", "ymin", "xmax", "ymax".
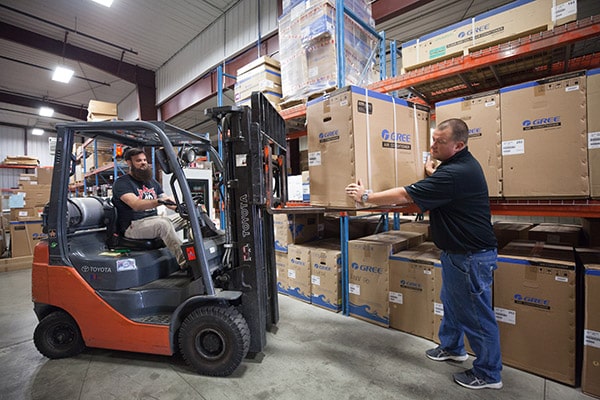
[{"xmin": 404, "ymin": 147, "xmax": 497, "ymax": 253}]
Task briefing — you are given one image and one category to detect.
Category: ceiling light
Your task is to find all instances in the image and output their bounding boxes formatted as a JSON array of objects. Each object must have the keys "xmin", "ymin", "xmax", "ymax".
[
  {"xmin": 91, "ymin": 0, "xmax": 113, "ymax": 7},
  {"xmin": 52, "ymin": 66, "xmax": 74, "ymax": 83},
  {"xmin": 32, "ymin": 128, "xmax": 45, "ymax": 136},
  {"xmin": 39, "ymin": 107, "xmax": 54, "ymax": 117}
]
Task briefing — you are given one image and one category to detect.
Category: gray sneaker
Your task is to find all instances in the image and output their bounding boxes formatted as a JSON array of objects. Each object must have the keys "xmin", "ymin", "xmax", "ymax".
[
  {"xmin": 425, "ymin": 346, "xmax": 468, "ymax": 362},
  {"xmin": 453, "ymin": 369, "xmax": 503, "ymax": 390}
]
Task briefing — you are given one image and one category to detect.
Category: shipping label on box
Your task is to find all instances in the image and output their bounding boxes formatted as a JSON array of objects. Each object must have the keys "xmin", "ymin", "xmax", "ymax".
[
  {"xmin": 310, "ymin": 244, "xmax": 341, "ymax": 312},
  {"xmin": 500, "ymin": 71, "xmax": 588, "ymax": 197},
  {"xmin": 436, "ymin": 90, "xmax": 502, "ymax": 197},
  {"xmin": 307, "ymin": 85, "xmax": 430, "ymax": 209},
  {"xmin": 286, "ymin": 244, "xmax": 312, "ymax": 303},
  {"xmin": 495, "ymin": 242, "xmax": 578, "ymax": 386}
]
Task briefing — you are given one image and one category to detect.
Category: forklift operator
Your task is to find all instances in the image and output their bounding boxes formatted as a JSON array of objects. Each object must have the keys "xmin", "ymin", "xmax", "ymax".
[{"xmin": 112, "ymin": 148, "xmax": 187, "ymax": 269}]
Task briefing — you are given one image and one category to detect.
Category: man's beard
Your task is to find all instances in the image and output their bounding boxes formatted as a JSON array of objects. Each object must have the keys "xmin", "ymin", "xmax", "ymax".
[{"xmin": 130, "ymin": 165, "xmax": 153, "ymax": 182}]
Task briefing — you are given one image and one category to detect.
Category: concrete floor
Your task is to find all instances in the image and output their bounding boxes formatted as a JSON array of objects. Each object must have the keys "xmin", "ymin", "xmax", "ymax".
[{"xmin": 0, "ymin": 268, "xmax": 594, "ymax": 400}]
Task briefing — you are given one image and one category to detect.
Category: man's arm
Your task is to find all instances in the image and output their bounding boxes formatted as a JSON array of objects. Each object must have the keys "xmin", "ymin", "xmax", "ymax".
[
  {"xmin": 345, "ymin": 180, "xmax": 414, "ymax": 206},
  {"xmin": 120, "ymin": 192, "xmax": 160, "ymax": 211}
]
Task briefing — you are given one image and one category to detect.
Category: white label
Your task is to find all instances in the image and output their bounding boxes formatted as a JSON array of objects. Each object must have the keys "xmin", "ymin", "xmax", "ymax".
[
  {"xmin": 555, "ymin": 276, "xmax": 568, "ymax": 283},
  {"xmin": 18, "ymin": 211, "xmax": 28, "ymax": 217},
  {"xmin": 502, "ymin": 139, "xmax": 525, "ymax": 156},
  {"xmin": 288, "ymin": 269, "xmax": 296, "ymax": 279},
  {"xmin": 116, "ymin": 258, "xmax": 137, "ymax": 272},
  {"xmin": 589, "ymin": 132, "xmax": 600, "ymax": 149},
  {"xmin": 340, "ymin": 99, "xmax": 348, "ymax": 107},
  {"xmin": 485, "ymin": 100, "xmax": 496, "ymax": 107},
  {"xmin": 565, "ymin": 84, "xmax": 579, "ymax": 92},
  {"xmin": 584, "ymin": 329, "xmax": 600, "ymax": 349},
  {"xmin": 552, "ymin": 0, "xmax": 577, "ymax": 21},
  {"xmin": 494, "ymin": 307, "xmax": 516, "ymax": 325},
  {"xmin": 308, "ymin": 151, "xmax": 321, "ymax": 166},
  {"xmin": 349, "ymin": 283, "xmax": 360, "ymax": 295},
  {"xmin": 235, "ymin": 154, "xmax": 247, "ymax": 167},
  {"xmin": 389, "ymin": 291, "xmax": 403, "ymax": 304},
  {"xmin": 311, "ymin": 275, "xmax": 321, "ymax": 285},
  {"xmin": 424, "ymin": 269, "xmax": 432, "ymax": 275},
  {"xmin": 434, "ymin": 302, "xmax": 444, "ymax": 316}
]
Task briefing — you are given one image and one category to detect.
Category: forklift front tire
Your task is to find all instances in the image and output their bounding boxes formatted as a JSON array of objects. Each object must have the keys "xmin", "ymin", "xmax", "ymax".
[
  {"xmin": 33, "ymin": 311, "xmax": 85, "ymax": 359},
  {"xmin": 178, "ymin": 305, "xmax": 250, "ymax": 377}
]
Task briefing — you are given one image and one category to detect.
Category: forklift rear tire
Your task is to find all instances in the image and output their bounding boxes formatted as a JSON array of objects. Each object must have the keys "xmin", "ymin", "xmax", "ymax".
[
  {"xmin": 178, "ymin": 305, "xmax": 250, "ymax": 377},
  {"xmin": 33, "ymin": 311, "xmax": 85, "ymax": 359}
]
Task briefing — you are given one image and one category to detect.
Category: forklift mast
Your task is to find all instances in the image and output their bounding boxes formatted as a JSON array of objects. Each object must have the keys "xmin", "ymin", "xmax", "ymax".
[{"xmin": 206, "ymin": 92, "xmax": 288, "ymax": 354}]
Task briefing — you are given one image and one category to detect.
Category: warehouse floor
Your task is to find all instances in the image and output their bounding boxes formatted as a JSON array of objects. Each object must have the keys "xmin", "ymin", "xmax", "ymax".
[{"xmin": 0, "ymin": 268, "xmax": 593, "ymax": 400}]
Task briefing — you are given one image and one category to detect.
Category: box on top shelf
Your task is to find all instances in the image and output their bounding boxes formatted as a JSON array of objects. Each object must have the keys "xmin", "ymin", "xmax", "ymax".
[
  {"xmin": 435, "ymin": 90, "xmax": 502, "ymax": 197},
  {"xmin": 234, "ymin": 56, "xmax": 282, "ymax": 106},
  {"xmin": 401, "ymin": 0, "xmax": 577, "ymax": 71},
  {"xmin": 587, "ymin": 68, "xmax": 600, "ymax": 199},
  {"xmin": 307, "ymin": 86, "xmax": 430, "ymax": 209},
  {"xmin": 500, "ymin": 71, "xmax": 588, "ymax": 198},
  {"xmin": 278, "ymin": 0, "xmax": 377, "ymax": 102},
  {"xmin": 495, "ymin": 241, "xmax": 582, "ymax": 386},
  {"xmin": 348, "ymin": 230, "xmax": 424, "ymax": 327}
]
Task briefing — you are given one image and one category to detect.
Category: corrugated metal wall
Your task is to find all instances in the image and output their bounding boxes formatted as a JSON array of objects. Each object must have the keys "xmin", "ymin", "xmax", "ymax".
[{"xmin": 156, "ymin": 0, "xmax": 278, "ymax": 104}]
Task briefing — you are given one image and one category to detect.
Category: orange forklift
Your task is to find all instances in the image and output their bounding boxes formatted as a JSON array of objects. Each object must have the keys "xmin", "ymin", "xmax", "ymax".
[{"xmin": 31, "ymin": 93, "xmax": 287, "ymax": 376}]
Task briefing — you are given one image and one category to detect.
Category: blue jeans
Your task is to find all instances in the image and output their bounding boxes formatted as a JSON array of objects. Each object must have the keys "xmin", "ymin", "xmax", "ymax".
[{"xmin": 439, "ymin": 249, "xmax": 502, "ymax": 383}]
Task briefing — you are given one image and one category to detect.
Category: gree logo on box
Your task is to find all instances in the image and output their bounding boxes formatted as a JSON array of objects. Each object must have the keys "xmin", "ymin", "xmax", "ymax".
[
  {"xmin": 513, "ymin": 293, "xmax": 550, "ymax": 310},
  {"xmin": 457, "ymin": 24, "xmax": 490, "ymax": 39},
  {"xmin": 381, "ymin": 129, "xmax": 411, "ymax": 149},
  {"xmin": 351, "ymin": 262, "xmax": 383, "ymax": 274},
  {"xmin": 318, "ymin": 130, "xmax": 339, "ymax": 143},
  {"xmin": 522, "ymin": 116, "xmax": 561, "ymax": 130}
]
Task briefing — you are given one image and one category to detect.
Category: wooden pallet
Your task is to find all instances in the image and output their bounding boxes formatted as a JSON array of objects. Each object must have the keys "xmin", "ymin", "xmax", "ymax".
[{"xmin": 0, "ymin": 255, "xmax": 33, "ymax": 272}]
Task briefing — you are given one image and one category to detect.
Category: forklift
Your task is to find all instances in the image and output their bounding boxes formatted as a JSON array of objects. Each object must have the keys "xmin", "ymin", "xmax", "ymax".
[{"xmin": 31, "ymin": 92, "xmax": 288, "ymax": 376}]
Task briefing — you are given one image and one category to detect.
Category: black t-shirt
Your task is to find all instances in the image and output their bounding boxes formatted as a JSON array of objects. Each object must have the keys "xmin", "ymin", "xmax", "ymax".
[
  {"xmin": 404, "ymin": 147, "xmax": 497, "ymax": 253},
  {"xmin": 112, "ymin": 174, "xmax": 163, "ymax": 233}
]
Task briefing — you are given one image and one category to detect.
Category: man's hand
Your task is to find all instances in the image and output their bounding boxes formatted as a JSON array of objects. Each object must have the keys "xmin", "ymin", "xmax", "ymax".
[
  {"xmin": 425, "ymin": 155, "xmax": 437, "ymax": 177},
  {"xmin": 345, "ymin": 179, "xmax": 365, "ymax": 202}
]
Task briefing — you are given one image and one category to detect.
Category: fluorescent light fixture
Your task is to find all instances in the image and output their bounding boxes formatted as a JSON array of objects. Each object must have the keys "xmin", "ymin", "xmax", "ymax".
[
  {"xmin": 52, "ymin": 66, "xmax": 74, "ymax": 83},
  {"xmin": 32, "ymin": 128, "xmax": 45, "ymax": 136},
  {"xmin": 39, "ymin": 107, "xmax": 54, "ymax": 117},
  {"xmin": 91, "ymin": 0, "xmax": 113, "ymax": 7}
]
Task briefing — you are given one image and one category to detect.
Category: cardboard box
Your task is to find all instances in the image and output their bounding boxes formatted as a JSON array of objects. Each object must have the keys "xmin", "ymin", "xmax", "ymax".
[
  {"xmin": 9, "ymin": 220, "xmax": 46, "ymax": 257},
  {"xmin": 435, "ymin": 91, "xmax": 502, "ymax": 197},
  {"xmin": 286, "ymin": 244, "xmax": 312, "ymax": 303},
  {"xmin": 36, "ymin": 167, "xmax": 53, "ymax": 185},
  {"xmin": 235, "ymin": 57, "xmax": 282, "ymax": 102},
  {"xmin": 500, "ymin": 71, "xmax": 588, "ymax": 197},
  {"xmin": 9, "ymin": 207, "xmax": 42, "ymax": 222},
  {"xmin": 582, "ymin": 218, "xmax": 600, "ymax": 248},
  {"xmin": 495, "ymin": 241, "xmax": 580, "ymax": 385},
  {"xmin": 582, "ymin": 262, "xmax": 600, "ymax": 397},
  {"xmin": 401, "ymin": 0, "xmax": 577, "ymax": 70},
  {"xmin": 307, "ymin": 86, "xmax": 430, "ymax": 209},
  {"xmin": 587, "ymin": 68, "xmax": 600, "ymax": 199},
  {"xmin": 400, "ymin": 221, "xmax": 431, "ymax": 241},
  {"xmin": 528, "ymin": 223, "xmax": 583, "ymax": 247},
  {"xmin": 309, "ymin": 241, "xmax": 342, "ymax": 312},
  {"xmin": 275, "ymin": 251, "xmax": 289, "ymax": 295},
  {"xmin": 87, "ymin": 100, "xmax": 118, "ymax": 121},
  {"xmin": 273, "ymin": 213, "xmax": 323, "ymax": 252},
  {"xmin": 493, "ymin": 221, "xmax": 534, "ymax": 249},
  {"xmin": 348, "ymin": 230, "xmax": 424, "ymax": 327},
  {"xmin": 2, "ymin": 155, "xmax": 39, "ymax": 166},
  {"xmin": 389, "ymin": 243, "xmax": 437, "ymax": 339}
]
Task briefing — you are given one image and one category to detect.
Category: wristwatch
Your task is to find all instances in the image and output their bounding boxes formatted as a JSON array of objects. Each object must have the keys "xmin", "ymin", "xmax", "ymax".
[{"xmin": 361, "ymin": 190, "xmax": 371, "ymax": 204}]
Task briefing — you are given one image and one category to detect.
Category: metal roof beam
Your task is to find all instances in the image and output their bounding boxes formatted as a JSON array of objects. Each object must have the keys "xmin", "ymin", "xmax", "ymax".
[
  {"xmin": 372, "ymin": 0, "xmax": 435, "ymax": 24},
  {"xmin": 0, "ymin": 91, "xmax": 87, "ymax": 120},
  {"xmin": 0, "ymin": 21, "xmax": 156, "ymax": 120}
]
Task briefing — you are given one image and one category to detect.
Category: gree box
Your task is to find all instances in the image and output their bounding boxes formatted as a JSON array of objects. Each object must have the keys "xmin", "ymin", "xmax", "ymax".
[
  {"xmin": 435, "ymin": 90, "xmax": 502, "ymax": 197},
  {"xmin": 588, "ymin": 68, "xmax": 600, "ymax": 198},
  {"xmin": 401, "ymin": 0, "xmax": 576, "ymax": 70},
  {"xmin": 348, "ymin": 231, "xmax": 424, "ymax": 327},
  {"xmin": 500, "ymin": 71, "xmax": 588, "ymax": 197},
  {"xmin": 495, "ymin": 241, "xmax": 580, "ymax": 385},
  {"xmin": 276, "ymin": 251, "xmax": 289, "ymax": 295},
  {"xmin": 273, "ymin": 213, "xmax": 322, "ymax": 252},
  {"xmin": 286, "ymin": 244, "xmax": 312, "ymax": 303},
  {"xmin": 309, "ymin": 241, "xmax": 342, "ymax": 312},
  {"xmin": 307, "ymin": 86, "xmax": 430, "ymax": 209},
  {"xmin": 389, "ymin": 243, "xmax": 437, "ymax": 340},
  {"xmin": 582, "ymin": 261, "xmax": 600, "ymax": 398}
]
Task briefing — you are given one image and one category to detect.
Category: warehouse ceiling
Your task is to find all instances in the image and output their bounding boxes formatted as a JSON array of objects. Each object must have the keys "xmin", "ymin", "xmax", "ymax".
[{"xmin": 0, "ymin": 0, "xmax": 599, "ymax": 141}]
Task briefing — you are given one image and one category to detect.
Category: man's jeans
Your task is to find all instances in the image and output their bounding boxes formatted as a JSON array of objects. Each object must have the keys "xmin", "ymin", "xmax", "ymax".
[{"xmin": 439, "ymin": 249, "xmax": 503, "ymax": 383}]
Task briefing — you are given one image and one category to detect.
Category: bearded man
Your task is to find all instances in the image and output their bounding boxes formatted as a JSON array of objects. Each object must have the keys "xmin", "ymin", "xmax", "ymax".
[{"xmin": 112, "ymin": 147, "xmax": 186, "ymax": 268}]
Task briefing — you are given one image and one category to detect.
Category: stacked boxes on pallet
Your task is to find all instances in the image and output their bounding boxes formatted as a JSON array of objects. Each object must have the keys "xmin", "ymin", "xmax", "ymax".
[
  {"xmin": 234, "ymin": 56, "xmax": 282, "ymax": 108},
  {"xmin": 278, "ymin": 0, "xmax": 377, "ymax": 103}
]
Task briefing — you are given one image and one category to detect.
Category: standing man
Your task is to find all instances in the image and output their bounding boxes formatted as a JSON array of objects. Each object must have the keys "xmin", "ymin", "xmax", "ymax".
[
  {"xmin": 112, "ymin": 148, "xmax": 186, "ymax": 269},
  {"xmin": 345, "ymin": 118, "xmax": 502, "ymax": 390}
]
